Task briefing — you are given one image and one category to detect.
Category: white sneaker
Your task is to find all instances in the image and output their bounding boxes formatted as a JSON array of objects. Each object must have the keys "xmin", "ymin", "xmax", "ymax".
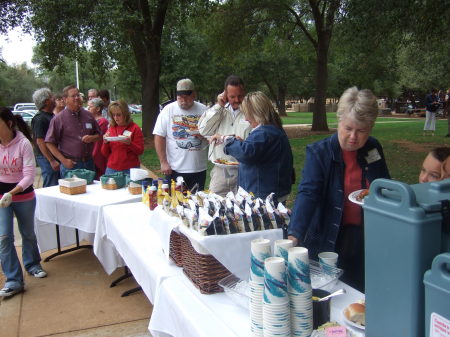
[
  {"xmin": 0, "ymin": 287, "xmax": 24, "ymax": 297},
  {"xmin": 30, "ymin": 268, "xmax": 47, "ymax": 278}
]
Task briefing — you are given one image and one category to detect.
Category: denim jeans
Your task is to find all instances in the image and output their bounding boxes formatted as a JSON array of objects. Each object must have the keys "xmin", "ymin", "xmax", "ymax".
[
  {"xmin": 36, "ymin": 154, "xmax": 60, "ymax": 187},
  {"xmin": 0, "ymin": 198, "xmax": 42, "ymax": 290},
  {"xmin": 105, "ymin": 166, "xmax": 140, "ymax": 176},
  {"xmin": 60, "ymin": 159, "xmax": 95, "ymax": 179}
]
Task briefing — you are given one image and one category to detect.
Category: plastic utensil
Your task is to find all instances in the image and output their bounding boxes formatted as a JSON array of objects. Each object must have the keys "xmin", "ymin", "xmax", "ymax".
[{"xmin": 318, "ymin": 288, "xmax": 346, "ymax": 302}]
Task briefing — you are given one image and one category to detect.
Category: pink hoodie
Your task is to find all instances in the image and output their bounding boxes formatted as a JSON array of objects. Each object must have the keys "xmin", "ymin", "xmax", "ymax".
[{"xmin": 0, "ymin": 131, "xmax": 36, "ymax": 201}]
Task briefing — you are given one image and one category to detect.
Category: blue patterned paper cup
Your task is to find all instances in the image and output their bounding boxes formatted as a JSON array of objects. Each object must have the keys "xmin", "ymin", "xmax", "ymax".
[
  {"xmin": 287, "ymin": 247, "xmax": 311, "ymax": 294},
  {"xmin": 318, "ymin": 251, "xmax": 338, "ymax": 275},
  {"xmin": 263, "ymin": 257, "xmax": 288, "ymax": 304}
]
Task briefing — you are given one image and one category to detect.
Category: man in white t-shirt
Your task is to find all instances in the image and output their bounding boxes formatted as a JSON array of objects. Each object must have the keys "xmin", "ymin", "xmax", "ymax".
[{"xmin": 153, "ymin": 79, "xmax": 208, "ymax": 190}]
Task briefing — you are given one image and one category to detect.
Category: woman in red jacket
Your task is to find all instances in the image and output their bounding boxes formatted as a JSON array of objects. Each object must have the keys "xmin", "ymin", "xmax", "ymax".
[{"xmin": 101, "ymin": 100, "xmax": 144, "ymax": 175}]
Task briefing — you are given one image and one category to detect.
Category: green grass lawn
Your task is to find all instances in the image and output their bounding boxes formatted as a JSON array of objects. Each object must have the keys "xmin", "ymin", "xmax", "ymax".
[{"xmin": 139, "ymin": 113, "xmax": 450, "ymax": 208}]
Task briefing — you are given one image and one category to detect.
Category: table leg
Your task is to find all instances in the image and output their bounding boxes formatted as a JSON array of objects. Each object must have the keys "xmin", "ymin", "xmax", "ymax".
[
  {"xmin": 121, "ymin": 286, "xmax": 142, "ymax": 297},
  {"xmin": 44, "ymin": 225, "xmax": 93, "ymax": 262},
  {"xmin": 110, "ymin": 266, "xmax": 132, "ymax": 287},
  {"xmin": 110, "ymin": 266, "xmax": 143, "ymax": 297}
]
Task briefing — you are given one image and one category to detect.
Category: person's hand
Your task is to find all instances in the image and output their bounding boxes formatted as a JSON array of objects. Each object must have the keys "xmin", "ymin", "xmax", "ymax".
[
  {"xmin": 217, "ymin": 91, "xmax": 228, "ymax": 107},
  {"xmin": 161, "ymin": 162, "xmax": 172, "ymax": 176},
  {"xmin": 103, "ymin": 131, "xmax": 110, "ymax": 143},
  {"xmin": 235, "ymin": 136, "xmax": 243, "ymax": 141},
  {"xmin": 81, "ymin": 135, "xmax": 94, "ymax": 143},
  {"xmin": 63, "ymin": 158, "xmax": 76, "ymax": 169},
  {"xmin": 0, "ymin": 193, "xmax": 12, "ymax": 208},
  {"xmin": 210, "ymin": 134, "xmax": 223, "ymax": 144},
  {"xmin": 288, "ymin": 235, "xmax": 299, "ymax": 247},
  {"xmin": 50, "ymin": 159, "xmax": 60, "ymax": 171}
]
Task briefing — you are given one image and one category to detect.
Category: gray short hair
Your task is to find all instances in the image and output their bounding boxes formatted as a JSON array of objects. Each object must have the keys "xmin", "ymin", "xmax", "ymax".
[
  {"xmin": 32, "ymin": 88, "xmax": 53, "ymax": 110},
  {"xmin": 336, "ymin": 87, "xmax": 378, "ymax": 128},
  {"xmin": 89, "ymin": 97, "xmax": 105, "ymax": 109}
]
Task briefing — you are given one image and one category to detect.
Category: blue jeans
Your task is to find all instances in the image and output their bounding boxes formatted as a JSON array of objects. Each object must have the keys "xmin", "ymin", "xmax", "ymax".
[
  {"xmin": 0, "ymin": 198, "xmax": 42, "ymax": 290},
  {"xmin": 36, "ymin": 154, "xmax": 60, "ymax": 187},
  {"xmin": 60, "ymin": 159, "xmax": 95, "ymax": 179},
  {"xmin": 105, "ymin": 166, "xmax": 139, "ymax": 176}
]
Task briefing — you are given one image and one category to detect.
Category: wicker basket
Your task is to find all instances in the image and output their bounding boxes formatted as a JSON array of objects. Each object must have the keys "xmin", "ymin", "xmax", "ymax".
[
  {"xmin": 59, "ymin": 185, "xmax": 86, "ymax": 195},
  {"xmin": 59, "ymin": 178, "xmax": 87, "ymax": 195},
  {"xmin": 128, "ymin": 185, "xmax": 142, "ymax": 195},
  {"xmin": 169, "ymin": 231, "xmax": 183, "ymax": 267},
  {"xmin": 102, "ymin": 183, "xmax": 118, "ymax": 190},
  {"xmin": 180, "ymin": 233, "xmax": 231, "ymax": 294}
]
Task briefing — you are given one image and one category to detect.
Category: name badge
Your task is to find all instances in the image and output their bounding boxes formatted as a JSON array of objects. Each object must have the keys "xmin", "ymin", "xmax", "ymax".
[
  {"xmin": 365, "ymin": 148, "xmax": 381, "ymax": 164},
  {"xmin": 123, "ymin": 130, "xmax": 132, "ymax": 137},
  {"xmin": 85, "ymin": 123, "xmax": 92, "ymax": 129}
]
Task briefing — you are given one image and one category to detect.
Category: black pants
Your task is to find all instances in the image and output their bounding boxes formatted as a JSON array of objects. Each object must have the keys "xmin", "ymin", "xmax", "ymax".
[
  {"xmin": 165, "ymin": 170, "xmax": 206, "ymax": 192},
  {"xmin": 335, "ymin": 225, "xmax": 365, "ymax": 293}
]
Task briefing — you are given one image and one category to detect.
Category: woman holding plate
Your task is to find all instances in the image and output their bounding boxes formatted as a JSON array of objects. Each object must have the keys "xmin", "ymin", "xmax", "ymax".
[
  {"xmin": 287, "ymin": 87, "xmax": 390, "ymax": 292},
  {"xmin": 210, "ymin": 91, "xmax": 294, "ymax": 201},
  {"xmin": 101, "ymin": 100, "xmax": 144, "ymax": 175}
]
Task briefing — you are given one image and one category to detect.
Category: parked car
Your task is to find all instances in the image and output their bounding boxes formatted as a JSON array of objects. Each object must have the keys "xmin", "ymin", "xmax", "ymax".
[
  {"xmin": 13, "ymin": 103, "xmax": 36, "ymax": 111},
  {"xmin": 13, "ymin": 110, "xmax": 37, "ymax": 126},
  {"xmin": 128, "ymin": 105, "xmax": 141, "ymax": 114}
]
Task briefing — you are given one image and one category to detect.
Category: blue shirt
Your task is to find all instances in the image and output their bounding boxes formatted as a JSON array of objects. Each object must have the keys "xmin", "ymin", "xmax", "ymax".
[{"xmin": 224, "ymin": 125, "xmax": 293, "ymax": 200}]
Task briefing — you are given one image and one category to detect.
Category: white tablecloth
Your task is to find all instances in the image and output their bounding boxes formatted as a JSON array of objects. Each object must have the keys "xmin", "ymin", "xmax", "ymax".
[
  {"xmin": 150, "ymin": 276, "xmax": 365, "ymax": 337},
  {"xmin": 102, "ymin": 202, "xmax": 181, "ymax": 302},
  {"xmin": 34, "ymin": 182, "xmax": 141, "ymax": 273},
  {"xmin": 100, "ymin": 203, "xmax": 365, "ymax": 337}
]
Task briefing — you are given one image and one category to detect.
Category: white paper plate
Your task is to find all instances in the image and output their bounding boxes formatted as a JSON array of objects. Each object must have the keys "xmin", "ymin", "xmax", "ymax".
[
  {"xmin": 348, "ymin": 189, "xmax": 366, "ymax": 206},
  {"xmin": 342, "ymin": 309, "xmax": 365, "ymax": 330},
  {"xmin": 105, "ymin": 136, "xmax": 127, "ymax": 141}
]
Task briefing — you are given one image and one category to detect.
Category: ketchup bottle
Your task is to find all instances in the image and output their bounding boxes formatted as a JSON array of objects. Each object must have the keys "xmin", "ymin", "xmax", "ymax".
[{"xmin": 149, "ymin": 182, "xmax": 158, "ymax": 210}]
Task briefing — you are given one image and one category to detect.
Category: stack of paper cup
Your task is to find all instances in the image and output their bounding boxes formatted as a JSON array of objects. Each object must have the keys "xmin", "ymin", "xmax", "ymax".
[
  {"xmin": 274, "ymin": 239, "xmax": 294, "ymax": 264},
  {"xmin": 288, "ymin": 247, "xmax": 313, "ymax": 337},
  {"xmin": 263, "ymin": 257, "xmax": 290, "ymax": 337},
  {"xmin": 250, "ymin": 239, "xmax": 271, "ymax": 337}
]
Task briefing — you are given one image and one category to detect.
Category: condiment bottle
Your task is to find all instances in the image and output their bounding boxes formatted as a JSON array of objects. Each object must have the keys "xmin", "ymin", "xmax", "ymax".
[
  {"xmin": 148, "ymin": 182, "xmax": 158, "ymax": 210},
  {"xmin": 161, "ymin": 180, "xmax": 169, "ymax": 194}
]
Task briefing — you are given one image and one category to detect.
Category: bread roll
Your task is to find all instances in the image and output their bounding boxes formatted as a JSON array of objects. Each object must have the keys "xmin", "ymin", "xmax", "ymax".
[{"xmin": 344, "ymin": 302, "xmax": 365, "ymax": 326}]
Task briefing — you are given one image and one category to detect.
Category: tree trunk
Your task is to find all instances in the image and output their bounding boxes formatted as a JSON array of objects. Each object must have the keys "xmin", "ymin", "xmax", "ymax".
[
  {"xmin": 278, "ymin": 83, "xmax": 287, "ymax": 116},
  {"xmin": 311, "ymin": 35, "xmax": 329, "ymax": 131},
  {"xmin": 140, "ymin": 51, "xmax": 161, "ymax": 138}
]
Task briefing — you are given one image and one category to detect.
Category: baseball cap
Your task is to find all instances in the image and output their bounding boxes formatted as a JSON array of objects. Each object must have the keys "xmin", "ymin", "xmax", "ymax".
[{"xmin": 176, "ymin": 79, "xmax": 195, "ymax": 96}]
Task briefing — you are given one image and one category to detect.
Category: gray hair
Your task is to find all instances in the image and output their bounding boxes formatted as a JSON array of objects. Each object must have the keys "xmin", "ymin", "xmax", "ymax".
[
  {"xmin": 89, "ymin": 97, "xmax": 105, "ymax": 109},
  {"xmin": 32, "ymin": 88, "xmax": 53, "ymax": 110},
  {"xmin": 336, "ymin": 86, "xmax": 378, "ymax": 128}
]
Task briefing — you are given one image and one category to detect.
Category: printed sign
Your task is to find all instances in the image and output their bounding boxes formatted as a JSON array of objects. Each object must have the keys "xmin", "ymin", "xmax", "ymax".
[
  {"xmin": 326, "ymin": 326, "xmax": 347, "ymax": 337},
  {"xmin": 431, "ymin": 312, "xmax": 450, "ymax": 337}
]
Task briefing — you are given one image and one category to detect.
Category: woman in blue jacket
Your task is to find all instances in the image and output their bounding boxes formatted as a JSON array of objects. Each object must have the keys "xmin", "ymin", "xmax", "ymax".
[
  {"xmin": 288, "ymin": 87, "xmax": 390, "ymax": 292},
  {"xmin": 210, "ymin": 91, "xmax": 293, "ymax": 201}
]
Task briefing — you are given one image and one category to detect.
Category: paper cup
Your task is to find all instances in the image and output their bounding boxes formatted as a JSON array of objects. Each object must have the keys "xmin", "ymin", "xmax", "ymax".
[
  {"xmin": 287, "ymin": 247, "xmax": 311, "ymax": 294},
  {"xmin": 263, "ymin": 257, "xmax": 288, "ymax": 304},
  {"xmin": 318, "ymin": 251, "xmax": 338, "ymax": 275},
  {"xmin": 274, "ymin": 239, "xmax": 294, "ymax": 263}
]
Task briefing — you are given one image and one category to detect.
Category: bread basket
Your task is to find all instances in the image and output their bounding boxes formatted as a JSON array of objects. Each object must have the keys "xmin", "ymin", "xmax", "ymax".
[{"xmin": 59, "ymin": 177, "xmax": 87, "ymax": 195}]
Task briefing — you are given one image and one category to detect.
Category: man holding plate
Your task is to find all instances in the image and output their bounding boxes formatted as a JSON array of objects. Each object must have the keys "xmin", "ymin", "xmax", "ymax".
[{"xmin": 198, "ymin": 75, "xmax": 252, "ymax": 196}]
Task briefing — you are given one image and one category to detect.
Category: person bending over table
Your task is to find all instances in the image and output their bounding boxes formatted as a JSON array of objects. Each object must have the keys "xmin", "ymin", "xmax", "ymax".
[
  {"xmin": 0, "ymin": 107, "xmax": 47, "ymax": 298},
  {"xmin": 210, "ymin": 91, "xmax": 294, "ymax": 201},
  {"xmin": 287, "ymin": 87, "xmax": 391, "ymax": 292},
  {"xmin": 419, "ymin": 147, "xmax": 450, "ymax": 183},
  {"xmin": 101, "ymin": 100, "xmax": 144, "ymax": 175}
]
